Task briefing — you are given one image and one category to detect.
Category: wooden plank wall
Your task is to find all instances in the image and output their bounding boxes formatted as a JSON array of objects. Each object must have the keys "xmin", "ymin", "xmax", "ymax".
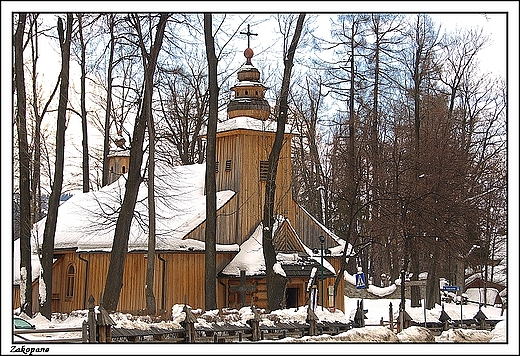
[
  {"xmin": 215, "ymin": 130, "xmax": 293, "ymax": 247},
  {"xmin": 18, "ymin": 251, "xmax": 344, "ymax": 314},
  {"xmin": 47, "ymin": 250, "xmax": 235, "ymax": 314},
  {"xmin": 289, "ymin": 199, "xmax": 337, "ymax": 251},
  {"xmin": 223, "ymin": 277, "xmax": 328, "ymax": 311},
  {"xmin": 13, "ymin": 284, "xmax": 39, "ymax": 315},
  {"xmin": 184, "ymin": 194, "xmax": 239, "ymax": 246}
]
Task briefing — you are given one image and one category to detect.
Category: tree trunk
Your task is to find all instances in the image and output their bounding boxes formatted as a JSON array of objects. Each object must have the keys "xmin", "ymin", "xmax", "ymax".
[
  {"xmin": 102, "ymin": 14, "xmax": 115, "ymax": 187},
  {"xmin": 78, "ymin": 14, "xmax": 90, "ymax": 193},
  {"xmin": 370, "ymin": 15, "xmax": 383, "ymax": 287},
  {"xmin": 40, "ymin": 14, "xmax": 73, "ymax": 319},
  {"xmin": 103, "ymin": 14, "xmax": 169, "ymax": 312},
  {"xmin": 14, "ymin": 13, "xmax": 33, "ymax": 317},
  {"xmin": 203, "ymin": 13, "xmax": 218, "ymax": 311},
  {"xmin": 263, "ymin": 14, "xmax": 305, "ymax": 311},
  {"xmin": 426, "ymin": 242, "xmax": 440, "ymax": 309},
  {"xmin": 145, "ymin": 86, "xmax": 157, "ymax": 315},
  {"xmin": 29, "ymin": 15, "xmax": 41, "ymax": 225}
]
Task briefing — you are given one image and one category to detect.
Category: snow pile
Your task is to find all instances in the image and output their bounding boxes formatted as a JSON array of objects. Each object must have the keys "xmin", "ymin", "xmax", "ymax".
[
  {"xmin": 335, "ymin": 326, "xmax": 399, "ymax": 342},
  {"xmin": 281, "ymin": 326, "xmax": 399, "ymax": 343},
  {"xmin": 344, "ymin": 270, "xmax": 396, "ymax": 297},
  {"xmin": 436, "ymin": 328, "xmax": 493, "ymax": 343},
  {"xmin": 490, "ymin": 320, "xmax": 506, "ymax": 342},
  {"xmin": 397, "ymin": 326, "xmax": 435, "ymax": 342}
]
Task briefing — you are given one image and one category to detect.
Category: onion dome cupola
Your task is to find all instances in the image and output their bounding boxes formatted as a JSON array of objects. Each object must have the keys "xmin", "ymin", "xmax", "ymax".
[
  {"xmin": 227, "ymin": 26, "xmax": 270, "ymax": 120},
  {"xmin": 106, "ymin": 130, "xmax": 130, "ymax": 186}
]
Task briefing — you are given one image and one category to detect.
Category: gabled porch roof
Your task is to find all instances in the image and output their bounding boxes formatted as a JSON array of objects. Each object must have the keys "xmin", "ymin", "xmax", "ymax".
[{"xmin": 219, "ymin": 217, "xmax": 336, "ymax": 279}]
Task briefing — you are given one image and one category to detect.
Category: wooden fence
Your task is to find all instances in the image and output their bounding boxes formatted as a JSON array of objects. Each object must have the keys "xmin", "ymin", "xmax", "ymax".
[
  {"xmin": 14, "ymin": 325, "xmax": 87, "ymax": 343},
  {"xmin": 110, "ymin": 305, "xmax": 352, "ymax": 343},
  {"xmin": 14, "ymin": 298, "xmax": 502, "ymax": 344}
]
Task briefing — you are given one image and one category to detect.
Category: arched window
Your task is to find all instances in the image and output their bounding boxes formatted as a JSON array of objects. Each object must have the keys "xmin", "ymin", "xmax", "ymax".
[
  {"xmin": 121, "ymin": 165, "xmax": 126, "ymax": 174},
  {"xmin": 66, "ymin": 264, "xmax": 75, "ymax": 298}
]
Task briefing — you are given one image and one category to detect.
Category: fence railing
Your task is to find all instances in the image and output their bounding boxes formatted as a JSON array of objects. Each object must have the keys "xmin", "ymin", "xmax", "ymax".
[{"xmin": 14, "ymin": 324, "xmax": 87, "ymax": 343}]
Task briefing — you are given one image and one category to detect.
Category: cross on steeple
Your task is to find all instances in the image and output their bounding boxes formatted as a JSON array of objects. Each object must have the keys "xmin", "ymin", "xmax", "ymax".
[{"xmin": 240, "ymin": 24, "xmax": 258, "ymax": 48}]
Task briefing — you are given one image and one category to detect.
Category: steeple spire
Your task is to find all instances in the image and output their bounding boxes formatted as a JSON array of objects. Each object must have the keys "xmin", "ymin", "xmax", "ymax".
[{"xmin": 227, "ymin": 26, "xmax": 270, "ymax": 121}]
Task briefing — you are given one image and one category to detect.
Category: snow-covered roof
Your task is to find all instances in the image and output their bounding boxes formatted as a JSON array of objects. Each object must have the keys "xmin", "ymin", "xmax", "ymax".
[
  {"xmin": 107, "ymin": 148, "xmax": 130, "ymax": 157},
  {"xmin": 200, "ymin": 116, "xmax": 294, "ymax": 135},
  {"xmin": 220, "ymin": 219, "xmax": 336, "ymax": 278},
  {"xmin": 30, "ymin": 162, "xmax": 237, "ymax": 253},
  {"xmin": 231, "ymin": 81, "xmax": 266, "ymax": 88}
]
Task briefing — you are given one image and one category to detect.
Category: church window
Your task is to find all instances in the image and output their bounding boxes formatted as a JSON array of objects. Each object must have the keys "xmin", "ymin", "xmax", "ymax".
[
  {"xmin": 225, "ymin": 160, "xmax": 232, "ymax": 172},
  {"xmin": 245, "ymin": 90, "xmax": 248, "ymax": 95},
  {"xmin": 110, "ymin": 166, "xmax": 114, "ymax": 173},
  {"xmin": 122, "ymin": 165, "xmax": 126, "ymax": 174},
  {"xmin": 66, "ymin": 264, "xmax": 75, "ymax": 298},
  {"xmin": 260, "ymin": 160, "xmax": 269, "ymax": 181}
]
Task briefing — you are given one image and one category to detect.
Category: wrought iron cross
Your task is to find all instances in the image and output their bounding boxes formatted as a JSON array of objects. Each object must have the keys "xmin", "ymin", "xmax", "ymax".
[
  {"xmin": 240, "ymin": 24, "xmax": 258, "ymax": 48},
  {"xmin": 229, "ymin": 270, "xmax": 256, "ymax": 307}
]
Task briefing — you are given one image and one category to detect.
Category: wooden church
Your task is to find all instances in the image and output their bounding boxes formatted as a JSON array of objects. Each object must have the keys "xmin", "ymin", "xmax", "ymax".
[{"xmin": 14, "ymin": 43, "xmax": 347, "ymax": 316}]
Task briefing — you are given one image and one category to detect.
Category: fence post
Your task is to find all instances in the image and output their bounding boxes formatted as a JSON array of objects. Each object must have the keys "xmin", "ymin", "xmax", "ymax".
[
  {"xmin": 96, "ymin": 303, "xmax": 115, "ymax": 343},
  {"xmin": 87, "ymin": 294, "xmax": 97, "ymax": 342},
  {"xmin": 306, "ymin": 305, "xmax": 318, "ymax": 336},
  {"xmin": 474, "ymin": 307, "xmax": 487, "ymax": 330},
  {"xmin": 249, "ymin": 306, "xmax": 261, "ymax": 341},
  {"xmin": 82, "ymin": 320, "xmax": 88, "ymax": 342},
  {"xmin": 389, "ymin": 302, "xmax": 394, "ymax": 332},
  {"xmin": 182, "ymin": 304, "xmax": 197, "ymax": 343},
  {"xmin": 439, "ymin": 304, "xmax": 451, "ymax": 331}
]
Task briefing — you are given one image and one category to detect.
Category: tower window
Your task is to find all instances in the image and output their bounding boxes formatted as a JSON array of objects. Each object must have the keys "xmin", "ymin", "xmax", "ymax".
[
  {"xmin": 225, "ymin": 160, "xmax": 232, "ymax": 172},
  {"xmin": 66, "ymin": 264, "xmax": 75, "ymax": 298},
  {"xmin": 260, "ymin": 160, "xmax": 269, "ymax": 181},
  {"xmin": 110, "ymin": 166, "xmax": 114, "ymax": 173},
  {"xmin": 245, "ymin": 90, "xmax": 249, "ymax": 95},
  {"xmin": 122, "ymin": 166, "xmax": 126, "ymax": 174}
]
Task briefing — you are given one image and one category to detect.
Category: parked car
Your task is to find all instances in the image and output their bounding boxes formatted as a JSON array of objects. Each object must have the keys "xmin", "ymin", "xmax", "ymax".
[{"xmin": 13, "ymin": 317, "xmax": 35, "ymax": 330}]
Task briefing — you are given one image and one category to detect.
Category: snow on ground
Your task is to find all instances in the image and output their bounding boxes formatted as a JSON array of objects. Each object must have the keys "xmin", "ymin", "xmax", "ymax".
[{"xmin": 6, "ymin": 296, "xmax": 515, "ymax": 355}]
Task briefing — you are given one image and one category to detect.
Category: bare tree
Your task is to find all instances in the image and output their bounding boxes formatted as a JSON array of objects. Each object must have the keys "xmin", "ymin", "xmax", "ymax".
[
  {"xmin": 14, "ymin": 13, "xmax": 33, "ymax": 317},
  {"xmin": 263, "ymin": 13, "xmax": 305, "ymax": 311},
  {"xmin": 103, "ymin": 13, "xmax": 169, "ymax": 312},
  {"xmin": 76, "ymin": 13, "xmax": 90, "ymax": 192},
  {"xmin": 290, "ymin": 73, "xmax": 329, "ymax": 225},
  {"xmin": 102, "ymin": 14, "xmax": 116, "ymax": 187},
  {"xmin": 203, "ymin": 13, "xmax": 218, "ymax": 310},
  {"xmin": 156, "ymin": 63, "xmax": 208, "ymax": 166},
  {"xmin": 40, "ymin": 14, "xmax": 73, "ymax": 319},
  {"xmin": 145, "ymin": 109, "xmax": 157, "ymax": 314}
]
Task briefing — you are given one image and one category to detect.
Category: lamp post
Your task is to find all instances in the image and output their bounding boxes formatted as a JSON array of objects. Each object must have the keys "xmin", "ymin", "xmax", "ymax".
[{"xmin": 319, "ymin": 235, "xmax": 325, "ymax": 310}]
